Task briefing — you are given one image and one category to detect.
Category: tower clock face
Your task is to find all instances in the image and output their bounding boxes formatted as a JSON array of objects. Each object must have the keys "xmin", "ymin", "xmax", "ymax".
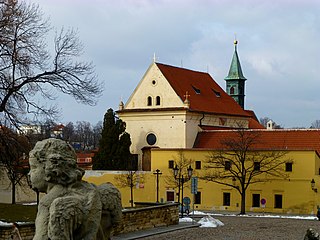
[{"xmin": 146, "ymin": 133, "xmax": 157, "ymax": 145}]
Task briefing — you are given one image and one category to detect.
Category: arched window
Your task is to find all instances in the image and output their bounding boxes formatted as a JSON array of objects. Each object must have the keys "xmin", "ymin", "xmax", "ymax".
[
  {"xmin": 230, "ymin": 86, "xmax": 235, "ymax": 95},
  {"xmin": 156, "ymin": 96, "xmax": 161, "ymax": 105},
  {"xmin": 147, "ymin": 96, "xmax": 152, "ymax": 106}
]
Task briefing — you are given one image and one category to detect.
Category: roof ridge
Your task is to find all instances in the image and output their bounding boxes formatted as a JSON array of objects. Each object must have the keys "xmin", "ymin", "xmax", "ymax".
[
  {"xmin": 155, "ymin": 62, "xmax": 209, "ymax": 75},
  {"xmin": 201, "ymin": 129, "xmax": 320, "ymax": 133}
]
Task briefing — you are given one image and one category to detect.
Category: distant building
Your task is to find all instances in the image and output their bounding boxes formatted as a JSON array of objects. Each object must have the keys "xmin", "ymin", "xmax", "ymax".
[
  {"xmin": 50, "ymin": 124, "xmax": 64, "ymax": 139},
  {"xmin": 19, "ymin": 125, "xmax": 42, "ymax": 135},
  {"xmin": 76, "ymin": 152, "xmax": 94, "ymax": 170}
]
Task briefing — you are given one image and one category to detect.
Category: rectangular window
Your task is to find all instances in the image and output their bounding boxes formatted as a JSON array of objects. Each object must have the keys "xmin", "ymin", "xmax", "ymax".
[
  {"xmin": 254, "ymin": 162, "xmax": 260, "ymax": 171},
  {"xmin": 225, "ymin": 161, "xmax": 231, "ymax": 170},
  {"xmin": 274, "ymin": 194, "xmax": 283, "ymax": 209},
  {"xmin": 195, "ymin": 192, "xmax": 201, "ymax": 204},
  {"xmin": 168, "ymin": 160, "xmax": 174, "ymax": 169},
  {"xmin": 285, "ymin": 162, "xmax": 293, "ymax": 172},
  {"xmin": 166, "ymin": 191, "xmax": 175, "ymax": 202},
  {"xmin": 195, "ymin": 161, "xmax": 201, "ymax": 169},
  {"xmin": 252, "ymin": 194, "xmax": 260, "ymax": 207},
  {"xmin": 223, "ymin": 192, "xmax": 231, "ymax": 206}
]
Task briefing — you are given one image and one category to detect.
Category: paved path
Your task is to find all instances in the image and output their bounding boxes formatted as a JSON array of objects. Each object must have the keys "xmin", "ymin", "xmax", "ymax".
[
  {"xmin": 111, "ymin": 222, "xmax": 200, "ymax": 240},
  {"xmin": 113, "ymin": 215, "xmax": 320, "ymax": 240}
]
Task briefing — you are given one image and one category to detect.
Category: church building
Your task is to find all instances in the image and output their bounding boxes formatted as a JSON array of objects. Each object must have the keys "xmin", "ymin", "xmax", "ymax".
[{"xmin": 117, "ymin": 41, "xmax": 263, "ymax": 170}]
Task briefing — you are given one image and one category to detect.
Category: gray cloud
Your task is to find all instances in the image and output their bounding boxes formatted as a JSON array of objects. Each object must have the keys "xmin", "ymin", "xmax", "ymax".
[{"xmin": 32, "ymin": 0, "xmax": 320, "ymax": 128}]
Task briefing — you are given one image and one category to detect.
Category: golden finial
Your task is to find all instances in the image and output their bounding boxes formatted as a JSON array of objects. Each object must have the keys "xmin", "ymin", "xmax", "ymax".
[{"xmin": 234, "ymin": 33, "xmax": 238, "ymax": 45}]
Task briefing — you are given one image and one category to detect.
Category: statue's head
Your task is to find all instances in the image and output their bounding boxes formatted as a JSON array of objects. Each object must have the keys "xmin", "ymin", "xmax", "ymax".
[{"xmin": 29, "ymin": 138, "xmax": 84, "ymax": 192}]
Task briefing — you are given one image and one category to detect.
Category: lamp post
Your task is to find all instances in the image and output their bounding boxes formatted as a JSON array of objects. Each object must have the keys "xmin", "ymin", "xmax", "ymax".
[
  {"xmin": 153, "ymin": 169, "xmax": 162, "ymax": 203},
  {"xmin": 173, "ymin": 165, "xmax": 193, "ymax": 218},
  {"xmin": 127, "ymin": 171, "xmax": 134, "ymax": 207}
]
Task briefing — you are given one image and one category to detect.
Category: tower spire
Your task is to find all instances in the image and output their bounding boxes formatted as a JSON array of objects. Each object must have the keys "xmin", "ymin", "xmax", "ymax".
[{"xmin": 225, "ymin": 39, "xmax": 246, "ymax": 109}]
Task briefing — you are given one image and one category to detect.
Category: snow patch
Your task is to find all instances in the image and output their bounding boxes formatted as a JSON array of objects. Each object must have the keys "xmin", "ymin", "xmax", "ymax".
[
  {"xmin": 198, "ymin": 215, "xmax": 224, "ymax": 228},
  {"xmin": 179, "ymin": 217, "xmax": 195, "ymax": 223}
]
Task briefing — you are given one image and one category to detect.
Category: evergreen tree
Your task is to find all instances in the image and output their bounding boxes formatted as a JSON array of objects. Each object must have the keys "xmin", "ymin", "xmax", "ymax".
[{"xmin": 92, "ymin": 108, "xmax": 133, "ymax": 170}]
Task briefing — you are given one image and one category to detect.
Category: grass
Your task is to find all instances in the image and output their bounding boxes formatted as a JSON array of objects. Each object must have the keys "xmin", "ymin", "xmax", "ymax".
[{"xmin": 0, "ymin": 203, "xmax": 37, "ymax": 223}]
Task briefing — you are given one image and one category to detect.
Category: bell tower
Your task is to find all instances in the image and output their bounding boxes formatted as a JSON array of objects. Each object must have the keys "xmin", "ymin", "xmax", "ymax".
[{"xmin": 225, "ymin": 40, "xmax": 246, "ymax": 109}]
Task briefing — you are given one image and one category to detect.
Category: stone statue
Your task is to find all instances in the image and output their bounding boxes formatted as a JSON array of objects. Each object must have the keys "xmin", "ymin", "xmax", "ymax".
[{"xmin": 28, "ymin": 138, "xmax": 122, "ymax": 240}]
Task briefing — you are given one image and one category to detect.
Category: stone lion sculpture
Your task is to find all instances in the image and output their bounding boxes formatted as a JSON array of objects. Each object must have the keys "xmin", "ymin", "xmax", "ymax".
[{"xmin": 28, "ymin": 138, "xmax": 122, "ymax": 240}]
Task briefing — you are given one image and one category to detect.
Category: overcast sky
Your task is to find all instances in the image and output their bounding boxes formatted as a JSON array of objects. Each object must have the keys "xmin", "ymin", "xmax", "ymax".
[{"xmin": 31, "ymin": 0, "xmax": 320, "ymax": 128}]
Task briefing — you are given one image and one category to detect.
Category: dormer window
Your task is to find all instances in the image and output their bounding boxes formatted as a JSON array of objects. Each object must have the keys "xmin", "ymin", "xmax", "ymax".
[
  {"xmin": 156, "ymin": 96, "xmax": 161, "ymax": 105},
  {"xmin": 147, "ymin": 96, "xmax": 152, "ymax": 106},
  {"xmin": 192, "ymin": 85, "xmax": 201, "ymax": 94},
  {"xmin": 212, "ymin": 89, "xmax": 221, "ymax": 97}
]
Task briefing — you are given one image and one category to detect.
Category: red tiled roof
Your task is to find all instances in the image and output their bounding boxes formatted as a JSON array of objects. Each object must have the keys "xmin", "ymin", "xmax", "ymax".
[
  {"xmin": 194, "ymin": 129, "xmax": 320, "ymax": 154},
  {"xmin": 245, "ymin": 109, "xmax": 265, "ymax": 129},
  {"xmin": 156, "ymin": 63, "xmax": 251, "ymax": 117},
  {"xmin": 52, "ymin": 124, "xmax": 64, "ymax": 131},
  {"xmin": 77, "ymin": 152, "xmax": 94, "ymax": 158}
]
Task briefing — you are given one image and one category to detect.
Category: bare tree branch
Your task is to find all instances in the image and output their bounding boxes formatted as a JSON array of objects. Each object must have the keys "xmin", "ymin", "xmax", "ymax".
[{"xmin": 0, "ymin": 0, "xmax": 102, "ymax": 128}]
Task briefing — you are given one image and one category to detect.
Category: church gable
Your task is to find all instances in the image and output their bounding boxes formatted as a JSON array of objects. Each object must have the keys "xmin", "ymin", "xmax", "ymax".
[{"xmin": 125, "ymin": 63, "xmax": 184, "ymax": 109}]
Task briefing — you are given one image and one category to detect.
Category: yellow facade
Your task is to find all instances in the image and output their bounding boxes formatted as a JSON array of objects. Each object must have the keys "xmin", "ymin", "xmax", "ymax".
[{"xmin": 85, "ymin": 149, "xmax": 320, "ymax": 215}]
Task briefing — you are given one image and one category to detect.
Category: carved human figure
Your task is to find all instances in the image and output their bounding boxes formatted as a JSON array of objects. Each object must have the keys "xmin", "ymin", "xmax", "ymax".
[{"xmin": 29, "ymin": 138, "xmax": 122, "ymax": 240}]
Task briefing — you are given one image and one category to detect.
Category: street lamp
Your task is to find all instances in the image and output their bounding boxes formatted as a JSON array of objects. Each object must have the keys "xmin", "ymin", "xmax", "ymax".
[
  {"xmin": 173, "ymin": 165, "xmax": 193, "ymax": 218},
  {"xmin": 127, "ymin": 171, "xmax": 134, "ymax": 207},
  {"xmin": 153, "ymin": 169, "xmax": 162, "ymax": 203}
]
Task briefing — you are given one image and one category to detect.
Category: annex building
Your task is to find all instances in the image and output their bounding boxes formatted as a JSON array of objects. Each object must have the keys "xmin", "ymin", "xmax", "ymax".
[{"xmin": 88, "ymin": 42, "xmax": 320, "ymax": 214}]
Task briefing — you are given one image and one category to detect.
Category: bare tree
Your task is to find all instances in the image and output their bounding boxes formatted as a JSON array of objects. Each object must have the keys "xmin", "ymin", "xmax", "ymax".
[
  {"xmin": 165, "ymin": 151, "xmax": 194, "ymax": 204},
  {"xmin": 0, "ymin": 126, "xmax": 31, "ymax": 203},
  {"xmin": 92, "ymin": 121, "xmax": 102, "ymax": 149},
  {"xmin": 114, "ymin": 171, "xmax": 144, "ymax": 207},
  {"xmin": 311, "ymin": 120, "xmax": 320, "ymax": 129},
  {"xmin": 202, "ymin": 129, "xmax": 288, "ymax": 214},
  {"xmin": 0, "ymin": 0, "xmax": 102, "ymax": 128},
  {"xmin": 75, "ymin": 121, "xmax": 92, "ymax": 151},
  {"xmin": 62, "ymin": 121, "xmax": 75, "ymax": 142}
]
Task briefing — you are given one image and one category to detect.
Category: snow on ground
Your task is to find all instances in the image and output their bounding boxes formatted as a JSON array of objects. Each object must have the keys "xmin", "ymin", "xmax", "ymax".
[
  {"xmin": 179, "ymin": 215, "xmax": 224, "ymax": 228},
  {"xmin": 179, "ymin": 217, "xmax": 195, "ymax": 223},
  {"xmin": 178, "ymin": 210, "xmax": 319, "ymax": 228},
  {"xmin": 189, "ymin": 210, "xmax": 318, "ymax": 221},
  {"xmin": 0, "ymin": 221, "xmax": 12, "ymax": 226},
  {"xmin": 198, "ymin": 215, "xmax": 224, "ymax": 228}
]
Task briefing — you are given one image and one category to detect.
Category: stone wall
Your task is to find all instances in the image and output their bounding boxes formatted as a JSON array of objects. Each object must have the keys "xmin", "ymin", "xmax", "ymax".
[
  {"xmin": 0, "ymin": 223, "xmax": 35, "ymax": 240},
  {"xmin": 0, "ymin": 202, "xmax": 179, "ymax": 239},
  {"xmin": 113, "ymin": 202, "xmax": 179, "ymax": 235}
]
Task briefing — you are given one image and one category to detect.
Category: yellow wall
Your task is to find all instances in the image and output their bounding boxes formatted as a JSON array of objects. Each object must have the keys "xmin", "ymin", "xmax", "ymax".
[{"xmin": 84, "ymin": 149, "xmax": 320, "ymax": 215}]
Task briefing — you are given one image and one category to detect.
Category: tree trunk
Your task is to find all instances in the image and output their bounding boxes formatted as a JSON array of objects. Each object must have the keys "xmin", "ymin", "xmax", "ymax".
[
  {"xmin": 11, "ymin": 180, "xmax": 16, "ymax": 204},
  {"xmin": 240, "ymin": 189, "xmax": 246, "ymax": 214}
]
